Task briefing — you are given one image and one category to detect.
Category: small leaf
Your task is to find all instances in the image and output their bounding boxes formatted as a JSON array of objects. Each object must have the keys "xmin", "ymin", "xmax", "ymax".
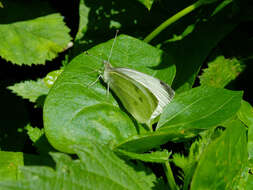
[
  {"xmin": 191, "ymin": 119, "xmax": 248, "ymax": 189},
  {"xmin": 136, "ymin": 0, "xmax": 155, "ymax": 10},
  {"xmin": 8, "ymin": 79, "xmax": 49, "ymax": 104},
  {"xmin": 157, "ymin": 86, "xmax": 243, "ymax": 131},
  {"xmin": 211, "ymin": 0, "xmax": 233, "ymax": 16},
  {"xmin": 0, "ymin": 143, "xmax": 159, "ymax": 190},
  {"xmin": 116, "ymin": 149, "xmax": 171, "ymax": 163},
  {"xmin": 43, "ymin": 69, "xmax": 63, "ymax": 88},
  {"xmin": 25, "ymin": 124, "xmax": 44, "ymax": 143},
  {"xmin": 0, "ymin": 151, "xmax": 23, "ymax": 181},
  {"xmin": 0, "ymin": 14, "xmax": 71, "ymax": 65},
  {"xmin": 75, "ymin": 0, "xmax": 90, "ymax": 41},
  {"xmin": 199, "ymin": 56, "xmax": 245, "ymax": 88}
]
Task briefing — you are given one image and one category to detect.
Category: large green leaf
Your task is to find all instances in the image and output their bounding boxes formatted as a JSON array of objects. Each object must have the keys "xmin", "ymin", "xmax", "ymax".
[
  {"xmin": 190, "ymin": 119, "xmax": 248, "ymax": 189},
  {"xmin": 44, "ymin": 35, "xmax": 176, "ymax": 153},
  {"xmin": 0, "ymin": 143, "xmax": 160, "ymax": 190},
  {"xmin": 157, "ymin": 86, "xmax": 242, "ymax": 131},
  {"xmin": 0, "ymin": 151, "xmax": 23, "ymax": 181},
  {"xmin": 116, "ymin": 87, "xmax": 242, "ymax": 152},
  {"xmin": 0, "ymin": 9, "xmax": 71, "ymax": 65}
]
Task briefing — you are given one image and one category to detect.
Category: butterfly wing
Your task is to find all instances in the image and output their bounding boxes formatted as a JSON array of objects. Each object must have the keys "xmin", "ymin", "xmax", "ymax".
[
  {"xmin": 112, "ymin": 67, "xmax": 175, "ymax": 122},
  {"xmin": 105, "ymin": 69, "xmax": 158, "ymax": 125}
]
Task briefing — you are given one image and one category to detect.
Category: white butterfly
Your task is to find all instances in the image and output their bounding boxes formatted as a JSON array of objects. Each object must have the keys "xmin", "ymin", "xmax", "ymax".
[{"xmin": 88, "ymin": 32, "xmax": 175, "ymax": 129}]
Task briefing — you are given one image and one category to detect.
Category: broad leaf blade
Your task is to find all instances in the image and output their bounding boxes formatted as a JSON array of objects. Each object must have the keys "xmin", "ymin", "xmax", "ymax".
[
  {"xmin": 0, "ymin": 14, "xmax": 71, "ymax": 65},
  {"xmin": 43, "ymin": 35, "xmax": 176, "ymax": 153},
  {"xmin": 157, "ymin": 86, "xmax": 243, "ymax": 131},
  {"xmin": 190, "ymin": 119, "xmax": 248, "ymax": 189}
]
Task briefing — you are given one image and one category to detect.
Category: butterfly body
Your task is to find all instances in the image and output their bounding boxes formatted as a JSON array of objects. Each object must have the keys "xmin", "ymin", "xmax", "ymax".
[{"xmin": 102, "ymin": 61, "xmax": 175, "ymax": 127}]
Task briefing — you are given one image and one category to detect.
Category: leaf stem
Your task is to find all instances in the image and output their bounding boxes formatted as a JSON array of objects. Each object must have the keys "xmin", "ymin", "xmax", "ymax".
[
  {"xmin": 163, "ymin": 161, "xmax": 178, "ymax": 190},
  {"xmin": 144, "ymin": 1, "xmax": 203, "ymax": 43}
]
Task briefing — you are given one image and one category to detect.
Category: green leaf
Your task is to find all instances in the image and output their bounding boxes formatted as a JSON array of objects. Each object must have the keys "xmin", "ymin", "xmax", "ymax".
[
  {"xmin": 164, "ymin": 24, "xmax": 195, "ymax": 43},
  {"xmin": 190, "ymin": 119, "xmax": 248, "ymax": 189},
  {"xmin": 25, "ymin": 124, "xmax": 55, "ymax": 155},
  {"xmin": 43, "ymin": 34, "xmax": 176, "ymax": 153},
  {"xmin": 115, "ymin": 130, "xmax": 195, "ymax": 152},
  {"xmin": 115, "ymin": 149, "xmax": 170, "ymax": 163},
  {"xmin": 0, "ymin": 143, "xmax": 159, "ymax": 190},
  {"xmin": 211, "ymin": 0, "xmax": 233, "ymax": 16},
  {"xmin": 199, "ymin": 56, "xmax": 245, "ymax": 88},
  {"xmin": 237, "ymin": 100, "xmax": 253, "ymax": 160},
  {"xmin": 43, "ymin": 69, "xmax": 63, "ymax": 88},
  {"xmin": 173, "ymin": 128, "xmax": 224, "ymax": 189},
  {"xmin": 157, "ymin": 86, "xmax": 243, "ymax": 132},
  {"xmin": 75, "ymin": 0, "xmax": 90, "ymax": 41},
  {"xmin": 7, "ymin": 79, "xmax": 49, "ymax": 105},
  {"xmin": 25, "ymin": 124, "xmax": 44, "ymax": 143},
  {"xmin": 0, "ymin": 14, "xmax": 71, "ymax": 65},
  {"xmin": 0, "ymin": 151, "xmax": 23, "ymax": 181},
  {"xmin": 136, "ymin": 0, "xmax": 155, "ymax": 10}
]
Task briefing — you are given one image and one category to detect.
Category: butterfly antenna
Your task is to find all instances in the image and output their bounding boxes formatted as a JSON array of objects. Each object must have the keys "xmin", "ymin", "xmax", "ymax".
[{"xmin": 107, "ymin": 30, "xmax": 119, "ymax": 63}]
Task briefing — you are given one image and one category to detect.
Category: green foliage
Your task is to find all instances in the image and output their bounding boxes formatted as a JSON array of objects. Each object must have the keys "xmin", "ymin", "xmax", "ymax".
[
  {"xmin": 1, "ymin": 0, "xmax": 252, "ymax": 189},
  {"xmin": 0, "ymin": 14, "xmax": 71, "ymax": 65},
  {"xmin": 7, "ymin": 79, "xmax": 49, "ymax": 105},
  {"xmin": 0, "ymin": 143, "xmax": 161, "ymax": 190},
  {"xmin": 116, "ymin": 149, "xmax": 171, "ymax": 163},
  {"xmin": 43, "ymin": 35, "xmax": 176, "ymax": 153},
  {"xmin": 157, "ymin": 86, "xmax": 242, "ymax": 131},
  {"xmin": 0, "ymin": 151, "xmax": 23, "ymax": 181},
  {"xmin": 136, "ymin": 0, "xmax": 155, "ymax": 10},
  {"xmin": 237, "ymin": 100, "xmax": 253, "ymax": 161},
  {"xmin": 199, "ymin": 56, "xmax": 245, "ymax": 88},
  {"xmin": 191, "ymin": 120, "xmax": 247, "ymax": 189},
  {"xmin": 25, "ymin": 124, "xmax": 45, "ymax": 143}
]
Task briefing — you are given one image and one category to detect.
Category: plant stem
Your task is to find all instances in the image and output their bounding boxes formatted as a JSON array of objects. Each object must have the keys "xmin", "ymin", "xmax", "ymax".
[
  {"xmin": 144, "ymin": 1, "xmax": 203, "ymax": 43},
  {"xmin": 163, "ymin": 161, "xmax": 178, "ymax": 190}
]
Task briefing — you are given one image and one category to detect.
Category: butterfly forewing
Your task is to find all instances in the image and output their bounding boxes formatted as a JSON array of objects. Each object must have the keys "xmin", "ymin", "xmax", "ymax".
[
  {"xmin": 107, "ymin": 69, "xmax": 158, "ymax": 124},
  {"xmin": 113, "ymin": 67, "xmax": 175, "ymax": 121}
]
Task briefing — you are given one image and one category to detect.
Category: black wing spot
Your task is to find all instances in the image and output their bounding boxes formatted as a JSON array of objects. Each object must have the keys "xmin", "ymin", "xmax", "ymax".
[
  {"xmin": 160, "ymin": 81, "xmax": 174, "ymax": 94},
  {"xmin": 134, "ymin": 85, "xmax": 139, "ymax": 92}
]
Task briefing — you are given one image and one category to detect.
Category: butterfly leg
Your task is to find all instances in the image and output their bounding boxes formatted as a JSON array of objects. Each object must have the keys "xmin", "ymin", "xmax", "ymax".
[
  {"xmin": 88, "ymin": 74, "xmax": 102, "ymax": 87},
  {"xmin": 106, "ymin": 82, "xmax": 110, "ymax": 97}
]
